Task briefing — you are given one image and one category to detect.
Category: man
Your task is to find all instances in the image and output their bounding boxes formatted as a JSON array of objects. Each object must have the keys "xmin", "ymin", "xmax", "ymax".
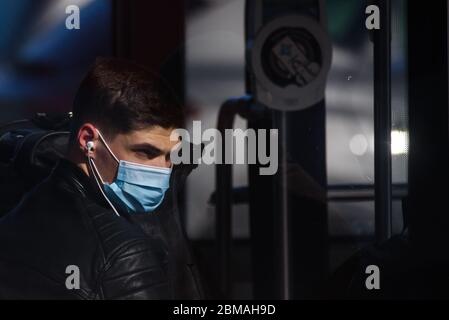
[{"xmin": 0, "ymin": 58, "xmax": 204, "ymax": 299}]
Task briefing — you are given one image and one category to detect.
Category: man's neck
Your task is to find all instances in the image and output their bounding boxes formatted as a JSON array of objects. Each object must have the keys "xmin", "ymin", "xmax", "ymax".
[{"xmin": 66, "ymin": 149, "xmax": 90, "ymax": 178}]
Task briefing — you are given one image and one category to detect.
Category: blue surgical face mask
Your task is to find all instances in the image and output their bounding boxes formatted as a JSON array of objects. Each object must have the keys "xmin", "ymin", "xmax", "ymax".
[{"xmin": 89, "ymin": 130, "xmax": 171, "ymax": 215}]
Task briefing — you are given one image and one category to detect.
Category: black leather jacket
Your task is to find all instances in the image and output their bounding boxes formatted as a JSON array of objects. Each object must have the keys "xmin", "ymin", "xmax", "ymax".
[{"xmin": 0, "ymin": 159, "xmax": 204, "ymax": 299}]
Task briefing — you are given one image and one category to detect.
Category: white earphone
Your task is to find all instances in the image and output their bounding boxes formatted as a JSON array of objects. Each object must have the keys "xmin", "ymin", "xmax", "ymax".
[{"xmin": 86, "ymin": 141, "xmax": 95, "ymax": 152}]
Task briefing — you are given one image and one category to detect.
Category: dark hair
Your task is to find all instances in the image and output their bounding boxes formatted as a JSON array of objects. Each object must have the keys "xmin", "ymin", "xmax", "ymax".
[{"xmin": 69, "ymin": 57, "xmax": 184, "ymax": 144}]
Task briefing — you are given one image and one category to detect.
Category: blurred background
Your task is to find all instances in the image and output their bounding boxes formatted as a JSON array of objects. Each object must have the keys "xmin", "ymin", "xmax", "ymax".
[
  {"xmin": 185, "ymin": 0, "xmax": 408, "ymax": 298},
  {"xmin": 0, "ymin": 0, "xmax": 113, "ymax": 122}
]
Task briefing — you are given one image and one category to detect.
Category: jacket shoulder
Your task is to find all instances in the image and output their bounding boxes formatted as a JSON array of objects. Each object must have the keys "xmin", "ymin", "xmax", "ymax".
[{"xmin": 85, "ymin": 203, "xmax": 166, "ymax": 261}]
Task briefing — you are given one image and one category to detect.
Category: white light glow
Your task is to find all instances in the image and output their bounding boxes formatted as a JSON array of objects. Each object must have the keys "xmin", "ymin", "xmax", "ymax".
[
  {"xmin": 391, "ymin": 130, "xmax": 409, "ymax": 155},
  {"xmin": 349, "ymin": 134, "xmax": 369, "ymax": 156}
]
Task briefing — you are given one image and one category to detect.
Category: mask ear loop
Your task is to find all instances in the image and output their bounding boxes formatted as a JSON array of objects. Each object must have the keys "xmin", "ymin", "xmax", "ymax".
[
  {"xmin": 96, "ymin": 130, "xmax": 120, "ymax": 164},
  {"xmin": 87, "ymin": 152, "xmax": 121, "ymax": 217}
]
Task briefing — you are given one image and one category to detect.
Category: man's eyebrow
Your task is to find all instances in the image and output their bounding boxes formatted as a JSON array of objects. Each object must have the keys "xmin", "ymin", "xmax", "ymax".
[{"xmin": 130, "ymin": 143, "xmax": 163, "ymax": 154}]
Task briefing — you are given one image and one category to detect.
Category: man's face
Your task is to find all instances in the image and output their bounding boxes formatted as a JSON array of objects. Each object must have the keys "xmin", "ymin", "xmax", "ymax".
[{"xmin": 94, "ymin": 126, "xmax": 178, "ymax": 184}]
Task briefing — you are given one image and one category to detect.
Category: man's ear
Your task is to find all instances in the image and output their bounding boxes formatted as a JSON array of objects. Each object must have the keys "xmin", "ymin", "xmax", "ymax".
[{"xmin": 77, "ymin": 123, "xmax": 99, "ymax": 157}]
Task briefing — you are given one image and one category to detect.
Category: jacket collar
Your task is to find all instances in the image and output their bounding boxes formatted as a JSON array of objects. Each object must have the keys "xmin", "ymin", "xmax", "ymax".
[{"xmin": 52, "ymin": 158, "xmax": 110, "ymax": 208}]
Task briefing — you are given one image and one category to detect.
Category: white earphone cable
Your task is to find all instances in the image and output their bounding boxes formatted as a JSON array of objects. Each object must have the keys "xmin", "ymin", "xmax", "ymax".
[
  {"xmin": 96, "ymin": 130, "xmax": 120, "ymax": 163},
  {"xmin": 87, "ymin": 155, "xmax": 121, "ymax": 217}
]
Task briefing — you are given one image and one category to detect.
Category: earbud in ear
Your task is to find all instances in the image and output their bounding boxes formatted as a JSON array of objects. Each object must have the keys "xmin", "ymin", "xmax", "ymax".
[{"xmin": 86, "ymin": 141, "xmax": 95, "ymax": 152}]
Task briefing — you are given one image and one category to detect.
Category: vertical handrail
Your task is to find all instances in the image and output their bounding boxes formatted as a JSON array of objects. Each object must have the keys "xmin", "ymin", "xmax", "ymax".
[
  {"xmin": 215, "ymin": 96, "xmax": 252, "ymax": 298},
  {"xmin": 273, "ymin": 111, "xmax": 291, "ymax": 300},
  {"xmin": 374, "ymin": 0, "xmax": 392, "ymax": 243}
]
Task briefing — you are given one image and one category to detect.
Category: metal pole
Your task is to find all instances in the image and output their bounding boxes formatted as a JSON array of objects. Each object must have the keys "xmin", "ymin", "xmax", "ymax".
[
  {"xmin": 274, "ymin": 111, "xmax": 291, "ymax": 300},
  {"xmin": 216, "ymin": 97, "xmax": 252, "ymax": 298},
  {"xmin": 374, "ymin": 0, "xmax": 392, "ymax": 242}
]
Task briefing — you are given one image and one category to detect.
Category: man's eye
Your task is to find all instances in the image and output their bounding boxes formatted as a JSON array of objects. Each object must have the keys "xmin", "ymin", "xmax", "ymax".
[{"xmin": 135, "ymin": 150, "xmax": 157, "ymax": 159}]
